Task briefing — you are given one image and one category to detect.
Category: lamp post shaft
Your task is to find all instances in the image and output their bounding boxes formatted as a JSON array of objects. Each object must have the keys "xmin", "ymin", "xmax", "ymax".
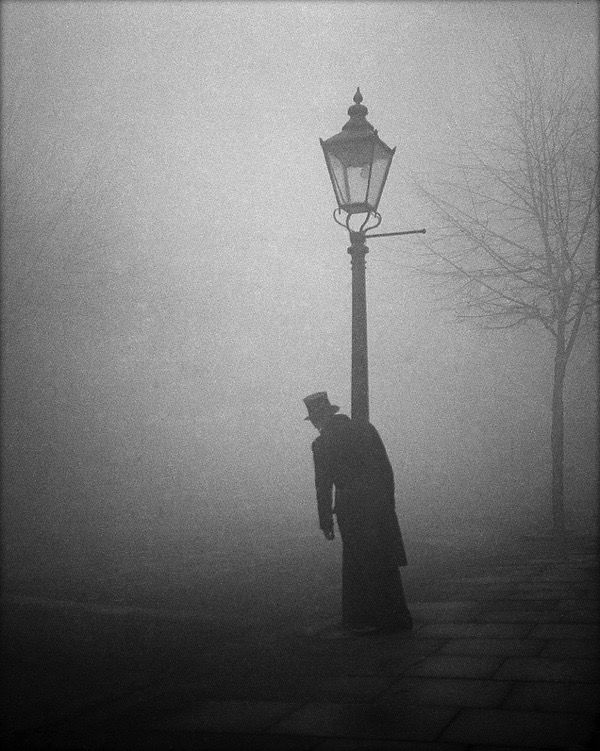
[{"xmin": 348, "ymin": 232, "xmax": 369, "ymax": 422}]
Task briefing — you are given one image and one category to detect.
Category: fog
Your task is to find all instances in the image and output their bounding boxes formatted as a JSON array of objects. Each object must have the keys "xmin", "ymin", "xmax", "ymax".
[{"xmin": 1, "ymin": 2, "xmax": 597, "ymax": 608}]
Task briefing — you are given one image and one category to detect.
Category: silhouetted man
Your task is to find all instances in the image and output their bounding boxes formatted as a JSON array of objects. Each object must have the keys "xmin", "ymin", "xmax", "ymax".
[{"xmin": 304, "ymin": 392, "xmax": 412, "ymax": 634}]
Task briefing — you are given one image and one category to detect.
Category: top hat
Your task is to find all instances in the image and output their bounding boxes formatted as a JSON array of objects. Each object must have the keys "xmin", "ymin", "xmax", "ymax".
[{"xmin": 303, "ymin": 392, "xmax": 340, "ymax": 421}]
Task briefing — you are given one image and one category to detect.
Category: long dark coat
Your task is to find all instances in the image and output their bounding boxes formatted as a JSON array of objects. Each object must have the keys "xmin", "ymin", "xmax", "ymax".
[
  {"xmin": 311, "ymin": 413, "xmax": 407, "ymax": 566},
  {"xmin": 311, "ymin": 414, "xmax": 409, "ymax": 627}
]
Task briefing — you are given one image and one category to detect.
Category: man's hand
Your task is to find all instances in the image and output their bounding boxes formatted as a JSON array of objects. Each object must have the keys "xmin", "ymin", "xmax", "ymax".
[{"xmin": 323, "ymin": 528, "xmax": 335, "ymax": 540}]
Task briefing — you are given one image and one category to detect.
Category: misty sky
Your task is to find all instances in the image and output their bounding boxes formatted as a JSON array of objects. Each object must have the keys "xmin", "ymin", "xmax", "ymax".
[{"xmin": 2, "ymin": 1, "xmax": 598, "ymax": 547}]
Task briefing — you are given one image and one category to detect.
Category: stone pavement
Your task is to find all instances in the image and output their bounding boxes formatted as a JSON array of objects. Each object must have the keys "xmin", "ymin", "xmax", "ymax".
[{"xmin": 4, "ymin": 536, "xmax": 599, "ymax": 750}]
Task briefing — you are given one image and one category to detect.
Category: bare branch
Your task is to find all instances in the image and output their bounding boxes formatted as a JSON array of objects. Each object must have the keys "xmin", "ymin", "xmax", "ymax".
[{"xmin": 412, "ymin": 46, "xmax": 597, "ymax": 357}]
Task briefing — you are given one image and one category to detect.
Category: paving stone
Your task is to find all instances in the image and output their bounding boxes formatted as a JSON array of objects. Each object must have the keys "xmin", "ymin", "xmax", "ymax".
[
  {"xmin": 453, "ymin": 574, "xmax": 537, "ymax": 584},
  {"xmin": 25, "ymin": 730, "xmax": 323, "ymax": 751},
  {"xmin": 469, "ymin": 746, "xmax": 555, "ymax": 751},
  {"xmin": 439, "ymin": 639, "xmax": 544, "ymax": 657},
  {"xmin": 441, "ymin": 708, "xmax": 596, "ymax": 748},
  {"xmin": 447, "ymin": 582, "xmax": 518, "ymax": 596},
  {"xmin": 558, "ymin": 604, "xmax": 600, "ymax": 616},
  {"xmin": 578, "ymin": 593, "xmax": 600, "ymax": 606},
  {"xmin": 557, "ymin": 609, "xmax": 599, "ymax": 623},
  {"xmin": 177, "ymin": 733, "xmax": 323, "ymax": 750},
  {"xmin": 481, "ymin": 599, "xmax": 559, "ymax": 611},
  {"xmin": 558, "ymin": 598, "xmax": 600, "ymax": 609},
  {"xmin": 409, "ymin": 602, "xmax": 483, "ymax": 623},
  {"xmin": 210, "ymin": 673, "xmax": 313, "ymax": 702},
  {"xmin": 504, "ymin": 589, "xmax": 579, "ymax": 600},
  {"xmin": 313, "ymin": 675, "xmax": 393, "ymax": 701},
  {"xmin": 475, "ymin": 610, "xmax": 563, "ymax": 623},
  {"xmin": 539, "ymin": 639, "xmax": 600, "ymax": 658},
  {"xmin": 537, "ymin": 574, "xmax": 593, "ymax": 582},
  {"xmin": 448, "ymin": 576, "xmax": 508, "ymax": 585},
  {"xmin": 418, "ymin": 623, "xmax": 531, "ymax": 639},
  {"xmin": 513, "ymin": 583, "xmax": 584, "ymax": 593},
  {"xmin": 493, "ymin": 657, "xmax": 600, "ymax": 683},
  {"xmin": 502, "ymin": 681, "xmax": 600, "ymax": 713},
  {"xmin": 403, "ymin": 655, "xmax": 504, "ymax": 679},
  {"xmin": 387, "ymin": 677, "xmax": 511, "ymax": 707},
  {"xmin": 529, "ymin": 623, "xmax": 599, "ymax": 640},
  {"xmin": 2, "ymin": 667, "xmax": 154, "ymax": 737},
  {"xmin": 268, "ymin": 702, "xmax": 459, "ymax": 742},
  {"xmin": 453, "ymin": 589, "xmax": 517, "ymax": 601},
  {"xmin": 208, "ymin": 733, "xmax": 323, "ymax": 751},
  {"xmin": 22, "ymin": 730, "xmax": 164, "ymax": 750},
  {"xmin": 151, "ymin": 700, "xmax": 302, "ymax": 734},
  {"xmin": 320, "ymin": 654, "xmax": 417, "ymax": 679},
  {"xmin": 332, "ymin": 639, "xmax": 447, "ymax": 675},
  {"xmin": 359, "ymin": 638, "xmax": 446, "ymax": 658},
  {"xmin": 313, "ymin": 739, "xmax": 468, "ymax": 751}
]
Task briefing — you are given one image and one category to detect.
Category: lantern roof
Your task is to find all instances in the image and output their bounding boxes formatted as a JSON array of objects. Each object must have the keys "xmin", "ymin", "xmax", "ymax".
[
  {"xmin": 342, "ymin": 88, "xmax": 374, "ymax": 132},
  {"xmin": 322, "ymin": 88, "xmax": 391, "ymax": 151}
]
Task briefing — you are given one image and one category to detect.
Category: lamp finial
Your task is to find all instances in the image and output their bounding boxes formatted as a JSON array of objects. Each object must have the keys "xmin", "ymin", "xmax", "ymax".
[{"xmin": 345, "ymin": 87, "xmax": 370, "ymax": 125}]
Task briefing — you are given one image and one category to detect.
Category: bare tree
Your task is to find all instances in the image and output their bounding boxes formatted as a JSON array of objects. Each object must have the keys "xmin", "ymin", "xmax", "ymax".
[{"xmin": 414, "ymin": 46, "xmax": 598, "ymax": 545}]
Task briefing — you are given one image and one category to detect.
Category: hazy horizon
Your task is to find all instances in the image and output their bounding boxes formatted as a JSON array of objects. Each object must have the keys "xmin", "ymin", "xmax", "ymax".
[{"xmin": 2, "ymin": 1, "xmax": 597, "ymax": 582}]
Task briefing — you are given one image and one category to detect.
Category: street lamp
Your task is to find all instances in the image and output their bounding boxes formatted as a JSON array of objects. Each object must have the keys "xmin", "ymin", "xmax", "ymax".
[
  {"xmin": 320, "ymin": 88, "xmax": 395, "ymax": 219},
  {"xmin": 321, "ymin": 88, "xmax": 425, "ymax": 422}
]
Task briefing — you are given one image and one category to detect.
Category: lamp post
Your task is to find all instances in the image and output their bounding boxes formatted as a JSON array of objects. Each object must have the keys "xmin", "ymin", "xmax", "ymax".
[{"xmin": 320, "ymin": 88, "xmax": 425, "ymax": 422}]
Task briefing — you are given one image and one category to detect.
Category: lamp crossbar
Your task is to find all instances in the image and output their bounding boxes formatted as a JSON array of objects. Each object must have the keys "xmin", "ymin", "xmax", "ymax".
[{"xmin": 365, "ymin": 228, "xmax": 426, "ymax": 238}]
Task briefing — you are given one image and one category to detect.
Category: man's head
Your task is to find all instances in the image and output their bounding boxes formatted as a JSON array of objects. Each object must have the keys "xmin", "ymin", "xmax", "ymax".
[{"xmin": 303, "ymin": 392, "xmax": 339, "ymax": 431}]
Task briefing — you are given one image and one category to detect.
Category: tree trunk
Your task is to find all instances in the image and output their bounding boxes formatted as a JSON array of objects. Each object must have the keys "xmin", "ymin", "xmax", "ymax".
[{"xmin": 551, "ymin": 338, "xmax": 567, "ymax": 550}]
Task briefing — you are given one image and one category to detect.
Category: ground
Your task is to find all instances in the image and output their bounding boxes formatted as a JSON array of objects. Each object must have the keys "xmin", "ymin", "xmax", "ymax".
[{"xmin": 1, "ymin": 519, "xmax": 598, "ymax": 749}]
